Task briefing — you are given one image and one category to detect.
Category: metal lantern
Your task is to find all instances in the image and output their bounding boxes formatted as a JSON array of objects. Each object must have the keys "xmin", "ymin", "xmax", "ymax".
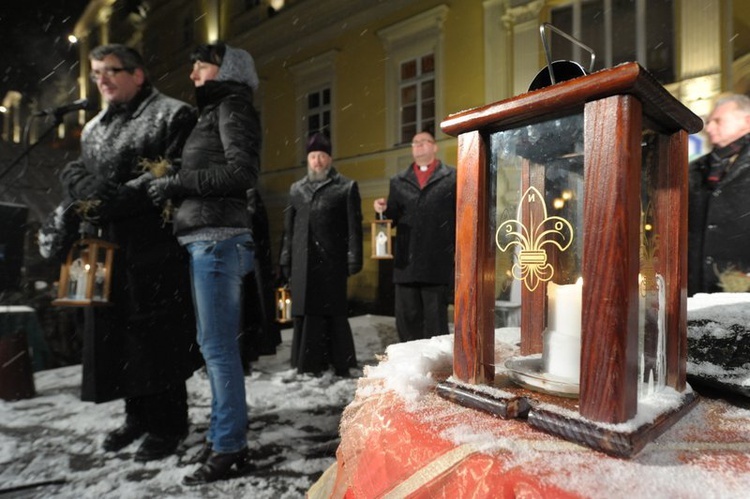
[
  {"xmin": 371, "ymin": 216, "xmax": 393, "ymax": 259},
  {"xmin": 53, "ymin": 238, "xmax": 117, "ymax": 306},
  {"xmin": 436, "ymin": 62, "xmax": 703, "ymax": 458},
  {"xmin": 275, "ymin": 286, "xmax": 292, "ymax": 323}
]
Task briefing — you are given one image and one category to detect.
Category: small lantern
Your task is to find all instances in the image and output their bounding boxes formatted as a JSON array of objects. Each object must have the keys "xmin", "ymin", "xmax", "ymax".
[
  {"xmin": 52, "ymin": 237, "xmax": 117, "ymax": 307},
  {"xmin": 275, "ymin": 286, "xmax": 292, "ymax": 323},
  {"xmin": 371, "ymin": 215, "xmax": 393, "ymax": 259}
]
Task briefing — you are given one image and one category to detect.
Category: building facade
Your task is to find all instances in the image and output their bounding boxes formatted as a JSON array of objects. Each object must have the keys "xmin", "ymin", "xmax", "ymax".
[{"xmin": 64, "ymin": 0, "xmax": 749, "ymax": 305}]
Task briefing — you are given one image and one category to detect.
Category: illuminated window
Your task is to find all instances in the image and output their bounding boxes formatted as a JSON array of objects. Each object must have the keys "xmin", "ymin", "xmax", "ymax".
[{"xmin": 550, "ymin": 0, "xmax": 675, "ymax": 84}]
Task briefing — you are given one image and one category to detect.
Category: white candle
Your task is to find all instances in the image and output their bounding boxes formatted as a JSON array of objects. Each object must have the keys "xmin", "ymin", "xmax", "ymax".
[
  {"xmin": 549, "ymin": 278, "xmax": 582, "ymax": 337},
  {"xmin": 285, "ymin": 298, "xmax": 292, "ymax": 319},
  {"xmin": 376, "ymin": 231, "xmax": 388, "ymax": 256},
  {"xmin": 543, "ymin": 278, "xmax": 583, "ymax": 382}
]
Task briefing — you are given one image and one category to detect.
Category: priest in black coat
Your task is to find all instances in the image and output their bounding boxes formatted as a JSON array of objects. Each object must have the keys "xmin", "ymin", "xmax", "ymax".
[{"xmin": 279, "ymin": 133, "xmax": 363, "ymax": 376}]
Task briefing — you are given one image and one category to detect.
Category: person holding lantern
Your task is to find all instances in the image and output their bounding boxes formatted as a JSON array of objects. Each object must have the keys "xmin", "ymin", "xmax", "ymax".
[
  {"xmin": 688, "ymin": 93, "xmax": 750, "ymax": 295},
  {"xmin": 58, "ymin": 44, "xmax": 200, "ymax": 462},
  {"xmin": 373, "ymin": 130, "xmax": 456, "ymax": 342},
  {"xmin": 279, "ymin": 132, "xmax": 363, "ymax": 377},
  {"xmin": 146, "ymin": 42, "xmax": 260, "ymax": 485}
]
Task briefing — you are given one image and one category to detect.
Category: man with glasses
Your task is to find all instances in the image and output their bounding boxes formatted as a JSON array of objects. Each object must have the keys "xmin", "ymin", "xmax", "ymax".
[
  {"xmin": 60, "ymin": 44, "xmax": 200, "ymax": 462},
  {"xmin": 374, "ymin": 130, "xmax": 456, "ymax": 341}
]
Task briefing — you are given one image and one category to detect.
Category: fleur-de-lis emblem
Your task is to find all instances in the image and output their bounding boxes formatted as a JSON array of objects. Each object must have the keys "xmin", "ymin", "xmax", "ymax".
[{"xmin": 496, "ymin": 186, "xmax": 574, "ymax": 292}]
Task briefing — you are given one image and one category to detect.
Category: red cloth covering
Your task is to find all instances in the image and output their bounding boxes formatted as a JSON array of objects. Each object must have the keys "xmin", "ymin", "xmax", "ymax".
[{"xmin": 309, "ymin": 369, "xmax": 750, "ymax": 498}]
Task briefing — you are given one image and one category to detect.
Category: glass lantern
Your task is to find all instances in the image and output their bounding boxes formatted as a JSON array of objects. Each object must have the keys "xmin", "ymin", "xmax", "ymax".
[
  {"xmin": 275, "ymin": 286, "xmax": 293, "ymax": 323},
  {"xmin": 436, "ymin": 61, "xmax": 703, "ymax": 457},
  {"xmin": 52, "ymin": 238, "xmax": 117, "ymax": 306},
  {"xmin": 371, "ymin": 217, "xmax": 393, "ymax": 259}
]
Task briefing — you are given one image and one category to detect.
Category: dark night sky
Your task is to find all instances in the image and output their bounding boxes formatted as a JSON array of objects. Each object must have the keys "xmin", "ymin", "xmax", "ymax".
[{"xmin": 0, "ymin": 1, "xmax": 90, "ymax": 108}]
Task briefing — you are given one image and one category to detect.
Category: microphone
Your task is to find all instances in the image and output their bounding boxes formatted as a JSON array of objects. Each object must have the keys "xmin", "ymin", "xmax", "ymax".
[{"xmin": 35, "ymin": 98, "xmax": 95, "ymax": 117}]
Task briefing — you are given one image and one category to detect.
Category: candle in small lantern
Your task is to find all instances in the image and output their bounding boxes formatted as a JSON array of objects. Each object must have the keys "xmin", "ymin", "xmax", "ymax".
[
  {"xmin": 375, "ymin": 230, "xmax": 388, "ymax": 257},
  {"xmin": 542, "ymin": 277, "xmax": 583, "ymax": 382}
]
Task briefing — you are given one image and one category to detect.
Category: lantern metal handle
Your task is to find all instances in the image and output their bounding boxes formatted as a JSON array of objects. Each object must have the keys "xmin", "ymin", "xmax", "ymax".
[{"xmin": 539, "ymin": 23, "xmax": 596, "ymax": 85}]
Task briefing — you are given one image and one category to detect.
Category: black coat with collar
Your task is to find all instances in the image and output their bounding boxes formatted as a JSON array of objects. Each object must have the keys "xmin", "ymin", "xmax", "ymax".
[
  {"xmin": 688, "ymin": 142, "xmax": 750, "ymax": 295},
  {"xmin": 383, "ymin": 161, "xmax": 457, "ymax": 286},
  {"xmin": 59, "ymin": 87, "xmax": 201, "ymax": 403},
  {"xmin": 279, "ymin": 168, "xmax": 363, "ymax": 316}
]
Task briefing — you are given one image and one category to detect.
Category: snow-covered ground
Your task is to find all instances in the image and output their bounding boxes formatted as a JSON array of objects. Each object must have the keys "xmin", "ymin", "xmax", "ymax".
[{"xmin": 0, "ymin": 315, "xmax": 399, "ymax": 499}]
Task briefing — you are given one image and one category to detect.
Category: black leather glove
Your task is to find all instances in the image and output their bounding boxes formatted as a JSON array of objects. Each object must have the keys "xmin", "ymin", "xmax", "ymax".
[
  {"xmin": 125, "ymin": 171, "xmax": 155, "ymax": 190},
  {"xmin": 94, "ymin": 178, "xmax": 118, "ymax": 202},
  {"xmin": 147, "ymin": 176, "xmax": 180, "ymax": 206}
]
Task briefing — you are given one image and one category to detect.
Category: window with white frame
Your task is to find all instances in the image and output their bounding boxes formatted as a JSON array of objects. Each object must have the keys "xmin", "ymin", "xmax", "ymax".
[
  {"xmin": 289, "ymin": 51, "xmax": 337, "ymax": 160},
  {"xmin": 378, "ymin": 5, "xmax": 448, "ymax": 146},
  {"xmin": 399, "ymin": 53, "xmax": 435, "ymax": 144},
  {"xmin": 549, "ymin": 0, "xmax": 674, "ymax": 84},
  {"xmin": 306, "ymin": 87, "xmax": 331, "ymax": 139}
]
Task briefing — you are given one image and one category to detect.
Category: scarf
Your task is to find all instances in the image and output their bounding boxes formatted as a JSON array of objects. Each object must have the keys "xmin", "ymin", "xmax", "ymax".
[{"xmin": 706, "ymin": 133, "xmax": 750, "ymax": 188}]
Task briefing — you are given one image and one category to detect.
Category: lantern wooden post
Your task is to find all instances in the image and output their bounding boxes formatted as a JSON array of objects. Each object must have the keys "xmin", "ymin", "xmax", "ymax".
[{"xmin": 437, "ymin": 62, "xmax": 703, "ymax": 456}]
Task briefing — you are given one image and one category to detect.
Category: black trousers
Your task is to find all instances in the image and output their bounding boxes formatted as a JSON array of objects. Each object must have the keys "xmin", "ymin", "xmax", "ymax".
[
  {"xmin": 123, "ymin": 383, "xmax": 188, "ymax": 436},
  {"xmin": 394, "ymin": 283, "xmax": 450, "ymax": 342},
  {"xmin": 291, "ymin": 315, "xmax": 357, "ymax": 374}
]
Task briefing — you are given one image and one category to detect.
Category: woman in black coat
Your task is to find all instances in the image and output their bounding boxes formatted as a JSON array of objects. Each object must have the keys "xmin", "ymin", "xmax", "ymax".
[{"xmin": 147, "ymin": 42, "xmax": 260, "ymax": 485}]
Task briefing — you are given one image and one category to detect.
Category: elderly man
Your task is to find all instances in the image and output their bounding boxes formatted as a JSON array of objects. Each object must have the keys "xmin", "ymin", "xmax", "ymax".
[
  {"xmin": 374, "ymin": 130, "xmax": 456, "ymax": 342},
  {"xmin": 688, "ymin": 93, "xmax": 750, "ymax": 295},
  {"xmin": 59, "ymin": 44, "xmax": 200, "ymax": 461},
  {"xmin": 279, "ymin": 133, "xmax": 363, "ymax": 376}
]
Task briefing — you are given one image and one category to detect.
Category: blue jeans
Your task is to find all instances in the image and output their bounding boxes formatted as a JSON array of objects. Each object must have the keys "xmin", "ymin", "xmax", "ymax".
[{"xmin": 186, "ymin": 233, "xmax": 254, "ymax": 453}]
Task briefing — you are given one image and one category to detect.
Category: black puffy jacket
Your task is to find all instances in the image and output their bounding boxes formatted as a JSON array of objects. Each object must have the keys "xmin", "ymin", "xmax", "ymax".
[{"xmin": 167, "ymin": 79, "xmax": 261, "ymax": 235}]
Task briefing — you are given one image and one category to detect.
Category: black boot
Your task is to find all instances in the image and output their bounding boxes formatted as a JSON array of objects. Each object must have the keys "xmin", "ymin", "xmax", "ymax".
[
  {"xmin": 185, "ymin": 439, "xmax": 213, "ymax": 465},
  {"xmin": 102, "ymin": 420, "xmax": 145, "ymax": 452},
  {"xmin": 182, "ymin": 448, "xmax": 251, "ymax": 485},
  {"xmin": 134, "ymin": 432, "xmax": 186, "ymax": 462}
]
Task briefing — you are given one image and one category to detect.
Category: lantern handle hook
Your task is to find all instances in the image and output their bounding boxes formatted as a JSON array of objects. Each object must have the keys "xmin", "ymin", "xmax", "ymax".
[{"xmin": 539, "ymin": 23, "xmax": 596, "ymax": 85}]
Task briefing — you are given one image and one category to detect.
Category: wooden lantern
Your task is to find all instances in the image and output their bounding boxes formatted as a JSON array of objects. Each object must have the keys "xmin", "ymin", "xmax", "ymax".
[
  {"xmin": 371, "ymin": 218, "xmax": 393, "ymax": 259},
  {"xmin": 436, "ymin": 62, "xmax": 703, "ymax": 457},
  {"xmin": 52, "ymin": 238, "xmax": 117, "ymax": 307},
  {"xmin": 275, "ymin": 286, "xmax": 292, "ymax": 323}
]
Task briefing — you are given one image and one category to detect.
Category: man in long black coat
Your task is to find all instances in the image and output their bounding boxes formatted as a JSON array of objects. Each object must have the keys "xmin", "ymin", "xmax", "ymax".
[
  {"xmin": 59, "ymin": 44, "xmax": 201, "ymax": 462},
  {"xmin": 279, "ymin": 133, "xmax": 363, "ymax": 376},
  {"xmin": 688, "ymin": 93, "xmax": 750, "ymax": 295},
  {"xmin": 374, "ymin": 130, "xmax": 456, "ymax": 342}
]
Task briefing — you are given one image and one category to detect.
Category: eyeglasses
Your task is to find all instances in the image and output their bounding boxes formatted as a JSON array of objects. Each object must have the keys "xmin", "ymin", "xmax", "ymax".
[
  {"xmin": 411, "ymin": 139, "xmax": 435, "ymax": 147},
  {"xmin": 89, "ymin": 67, "xmax": 133, "ymax": 81}
]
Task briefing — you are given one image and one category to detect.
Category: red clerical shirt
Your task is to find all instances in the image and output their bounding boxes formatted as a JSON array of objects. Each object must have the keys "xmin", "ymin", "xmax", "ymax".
[{"xmin": 413, "ymin": 159, "xmax": 438, "ymax": 188}]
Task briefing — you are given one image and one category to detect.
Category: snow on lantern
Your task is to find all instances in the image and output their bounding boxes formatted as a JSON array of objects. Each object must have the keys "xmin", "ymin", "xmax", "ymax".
[
  {"xmin": 53, "ymin": 236, "xmax": 117, "ymax": 307},
  {"xmin": 435, "ymin": 60, "xmax": 703, "ymax": 457}
]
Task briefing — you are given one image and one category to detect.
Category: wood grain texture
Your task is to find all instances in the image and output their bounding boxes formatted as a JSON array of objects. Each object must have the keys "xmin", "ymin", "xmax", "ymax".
[
  {"xmin": 579, "ymin": 96, "xmax": 641, "ymax": 423},
  {"xmin": 453, "ymin": 131, "xmax": 495, "ymax": 384},
  {"xmin": 441, "ymin": 63, "xmax": 703, "ymax": 138}
]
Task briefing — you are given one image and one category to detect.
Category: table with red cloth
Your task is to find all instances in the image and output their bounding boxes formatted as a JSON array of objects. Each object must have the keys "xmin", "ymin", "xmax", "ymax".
[{"xmin": 309, "ymin": 333, "xmax": 750, "ymax": 498}]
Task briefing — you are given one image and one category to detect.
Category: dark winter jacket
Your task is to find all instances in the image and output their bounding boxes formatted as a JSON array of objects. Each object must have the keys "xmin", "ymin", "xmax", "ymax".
[
  {"xmin": 279, "ymin": 168, "xmax": 363, "ymax": 316},
  {"xmin": 59, "ymin": 86, "xmax": 201, "ymax": 403},
  {"xmin": 383, "ymin": 161, "xmax": 457, "ymax": 286},
  {"xmin": 688, "ymin": 141, "xmax": 750, "ymax": 295},
  {"xmin": 165, "ymin": 46, "xmax": 261, "ymax": 236}
]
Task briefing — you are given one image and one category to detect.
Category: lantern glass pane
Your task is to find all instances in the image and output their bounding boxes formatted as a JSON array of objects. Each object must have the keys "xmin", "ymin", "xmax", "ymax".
[
  {"xmin": 637, "ymin": 129, "xmax": 667, "ymax": 399},
  {"xmin": 491, "ymin": 113, "xmax": 584, "ymax": 299}
]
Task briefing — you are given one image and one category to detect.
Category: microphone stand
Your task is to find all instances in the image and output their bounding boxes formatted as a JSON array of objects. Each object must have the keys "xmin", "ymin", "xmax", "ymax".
[{"xmin": 0, "ymin": 112, "xmax": 66, "ymax": 186}]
